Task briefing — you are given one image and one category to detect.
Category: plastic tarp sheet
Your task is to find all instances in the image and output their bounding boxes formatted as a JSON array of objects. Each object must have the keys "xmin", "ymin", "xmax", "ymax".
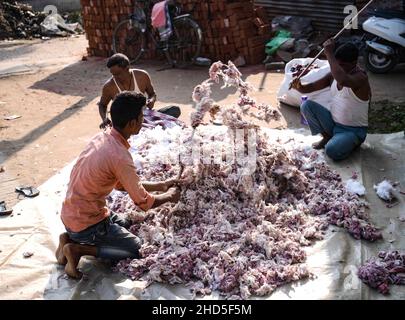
[{"xmin": 0, "ymin": 129, "xmax": 404, "ymax": 300}]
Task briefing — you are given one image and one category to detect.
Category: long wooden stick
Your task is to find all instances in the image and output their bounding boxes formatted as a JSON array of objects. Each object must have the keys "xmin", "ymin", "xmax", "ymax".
[{"xmin": 292, "ymin": 0, "xmax": 374, "ymax": 83}]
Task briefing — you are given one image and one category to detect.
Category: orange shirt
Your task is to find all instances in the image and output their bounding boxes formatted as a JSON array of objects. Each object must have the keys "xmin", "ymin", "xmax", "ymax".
[{"xmin": 61, "ymin": 128, "xmax": 155, "ymax": 232}]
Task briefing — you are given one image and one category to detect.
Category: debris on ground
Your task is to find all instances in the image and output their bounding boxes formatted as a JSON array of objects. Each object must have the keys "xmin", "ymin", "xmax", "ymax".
[
  {"xmin": 23, "ymin": 251, "xmax": 34, "ymax": 258},
  {"xmin": 358, "ymin": 250, "xmax": 405, "ymax": 295},
  {"xmin": 374, "ymin": 180, "xmax": 396, "ymax": 202},
  {"xmin": 345, "ymin": 179, "xmax": 366, "ymax": 196},
  {"xmin": 265, "ymin": 62, "xmax": 285, "ymax": 70},
  {"xmin": 263, "ymin": 16, "xmax": 327, "ymax": 63},
  {"xmin": 0, "ymin": 1, "xmax": 83, "ymax": 40},
  {"xmin": 0, "ymin": 166, "xmax": 5, "ymax": 173},
  {"xmin": 4, "ymin": 114, "xmax": 22, "ymax": 120},
  {"xmin": 0, "ymin": 1, "xmax": 46, "ymax": 40},
  {"xmin": 40, "ymin": 12, "xmax": 83, "ymax": 37},
  {"xmin": 0, "ymin": 201, "xmax": 13, "ymax": 216}
]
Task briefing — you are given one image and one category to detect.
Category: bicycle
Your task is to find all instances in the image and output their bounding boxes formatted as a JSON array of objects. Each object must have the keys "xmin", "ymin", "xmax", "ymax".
[{"xmin": 112, "ymin": 0, "xmax": 202, "ymax": 68}]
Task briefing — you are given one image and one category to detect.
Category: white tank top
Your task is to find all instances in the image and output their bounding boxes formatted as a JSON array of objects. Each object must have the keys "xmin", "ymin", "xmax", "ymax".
[
  {"xmin": 112, "ymin": 69, "xmax": 141, "ymax": 94},
  {"xmin": 330, "ymin": 80, "xmax": 369, "ymax": 127}
]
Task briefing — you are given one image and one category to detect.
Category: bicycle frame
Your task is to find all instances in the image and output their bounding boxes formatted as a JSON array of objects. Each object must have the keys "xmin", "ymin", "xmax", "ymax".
[
  {"xmin": 130, "ymin": 0, "xmax": 189, "ymax": 62},
  {"xmin": 114, "ymin": 0, "xmax": 202, "ymax": 67}
]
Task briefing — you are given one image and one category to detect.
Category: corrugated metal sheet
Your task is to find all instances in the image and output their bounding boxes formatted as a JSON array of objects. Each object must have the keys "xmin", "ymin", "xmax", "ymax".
[{"xmin": 254, "ymin": 0, "xmax": 356, "ymax": 32}]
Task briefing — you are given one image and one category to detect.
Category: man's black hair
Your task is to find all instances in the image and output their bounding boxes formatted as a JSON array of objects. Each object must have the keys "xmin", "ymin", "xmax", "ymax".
[
  {"xmin": 111, "ymin": 91, "xmax": 145, "ymax": 129},
  {"xmin": 335, "ymin": 42, "xmax": 359, "ymax": 63},
  {"xmin": 107, "ymin": 53, "xmax": 130, "ymax": 68}
]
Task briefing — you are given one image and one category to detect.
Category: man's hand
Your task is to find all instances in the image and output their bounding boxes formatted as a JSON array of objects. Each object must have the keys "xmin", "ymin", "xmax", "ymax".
[
  {"xmin": 167, "ymin": 186, "xmax": 181, "ymax": 203},
  {"xmin": 162, "ymin": 178, "xmax": 178, "ymax": 191},
  {"xmin": 146, "ymin": 98, "xmax": 155, "ymax": 110},
  {"xmin": 99, "ymin": 118, "xmax": 112, "ymax": 129},
  {"xmin": 290, "ymin": 78, "xmax": 304, "ymax": 91},
  {"xmin": 323, "ymin": 38, "xmax": 335, "ymax": 57}
]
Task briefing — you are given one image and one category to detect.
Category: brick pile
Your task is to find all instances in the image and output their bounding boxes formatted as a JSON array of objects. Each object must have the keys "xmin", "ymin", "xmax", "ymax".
[
  {"xmin": 80, "ymin": 0, "xmax": 272, "ymax": 64},
  {"xmin": 81, "ymin": 0, "xmax": 134, "ymax": 57},
  {"xmin": 178, "ymin": 0, "xmax": 271, "ymax": 64}
]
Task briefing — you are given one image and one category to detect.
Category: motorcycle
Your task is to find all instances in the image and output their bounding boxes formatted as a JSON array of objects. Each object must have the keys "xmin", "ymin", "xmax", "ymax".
[{"xmin": 362, "ymin": 8, "xmax": 405, "ymax": 73}]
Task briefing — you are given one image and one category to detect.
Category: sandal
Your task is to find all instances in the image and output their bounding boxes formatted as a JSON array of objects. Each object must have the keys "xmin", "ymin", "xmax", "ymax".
[
  {"xmin": 15, "ymin": 186, "xmax": 40, "ymax": 198},
  {"xmin": 0, "ymin": 201, "xmax": 13, "ymax": 216}
]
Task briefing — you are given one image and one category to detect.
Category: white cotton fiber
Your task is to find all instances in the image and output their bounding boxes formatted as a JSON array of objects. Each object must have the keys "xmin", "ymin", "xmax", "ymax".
[
  {"xmin": 345, "ymin": 179, "xmax": 366, "ymax": 196},
  {"xmin": 373, "ymin": 180, "xmax": 395, "ymax": 201}
]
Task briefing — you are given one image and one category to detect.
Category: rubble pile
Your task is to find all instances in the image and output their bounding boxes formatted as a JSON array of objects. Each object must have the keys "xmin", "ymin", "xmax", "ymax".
[{"xmin": 0, "ymin": 1, "xmax": 46, "ymax": 40}]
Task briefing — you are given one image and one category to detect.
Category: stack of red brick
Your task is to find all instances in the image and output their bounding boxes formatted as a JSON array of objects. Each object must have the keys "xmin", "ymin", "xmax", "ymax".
[
  {"xmin": 179, "ymin": 0, "xmax": 271, "ymax": 64},
  {"xmin": 81, "ymin": 0, "xmax": 272, "ymax": 64},
  {"xmin": 81, "ymin": 0, "xmax": 133, "ymax": 57}
]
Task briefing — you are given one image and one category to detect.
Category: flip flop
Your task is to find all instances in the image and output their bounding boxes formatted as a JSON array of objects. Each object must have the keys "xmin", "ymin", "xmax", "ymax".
[
  {"xmin": 0, "ymin": 201, "xmax": 13, "ymax": 216},
  {"xmin": 15, "ymin": 186, "xmax": 40, "ymax": 198}
]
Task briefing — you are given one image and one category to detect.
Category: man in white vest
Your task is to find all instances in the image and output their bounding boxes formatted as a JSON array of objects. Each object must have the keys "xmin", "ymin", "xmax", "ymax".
[
  {"xmin": 292, "ymin": 39, "xmax": 371, "ymax": 161},
  {"xmin": 98, "ymin": 53, "xmax": 181, "ymax": 129}
]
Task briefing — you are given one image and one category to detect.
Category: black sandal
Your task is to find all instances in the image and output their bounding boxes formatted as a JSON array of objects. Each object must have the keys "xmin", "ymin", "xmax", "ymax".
[
  {"xmin": 0, "ymin": 201, "xmax": 13, "ymax": 216},
  {"xmin": 15, "ymin": 186, "xmax": 40, "ymax": 198}
]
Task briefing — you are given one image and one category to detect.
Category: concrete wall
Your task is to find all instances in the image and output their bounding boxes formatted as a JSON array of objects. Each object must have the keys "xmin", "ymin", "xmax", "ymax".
[{"xmin": 25, "ymin": 0, "xmax": 81, "ymax": 12}]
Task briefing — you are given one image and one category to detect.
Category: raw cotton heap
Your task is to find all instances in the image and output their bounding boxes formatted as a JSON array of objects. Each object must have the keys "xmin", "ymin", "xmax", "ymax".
[
  {"xmin": 190, "ymin": 60, "xmax": 281, "ymax": 128},
  {"xmin": 358, "ymin": 251, "xmax": 405, "ymax": 294},
  {"xmin": 110, "ymin": 124, "xmax": 382, "ymax": 299}
]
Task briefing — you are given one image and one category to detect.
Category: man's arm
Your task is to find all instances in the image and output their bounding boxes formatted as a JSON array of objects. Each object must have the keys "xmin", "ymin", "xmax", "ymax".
[
  {"xmin": 99, "ymin": 84, "xmax": 113, "ymax": 128},
  {"xmin": 323, "ymin": 38, "xmax": 366, "ymax": 89},
  {"xmin": 291, "ymin": 73, "xmax": 333, "ymax": 93},
  {"xmin": 115, "ymin": 160, "xmax": 180, "ymax": 211},
  {"xmin": 142, "ymin": 178, "xmax": 177, "ymax": 192},
  {"xmin": 141, "ymin": 71, "xmax": 157, "ymax": 109},
  {"xmin": 151, "ymin": 187, "xmax": 180, "ymax": 208}
]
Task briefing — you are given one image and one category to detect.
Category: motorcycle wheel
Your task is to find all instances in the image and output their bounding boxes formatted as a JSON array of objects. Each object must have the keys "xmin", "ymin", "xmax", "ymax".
[{"xmin": 364, "ymin": 48, "xmax": 397, "ymax": 74}]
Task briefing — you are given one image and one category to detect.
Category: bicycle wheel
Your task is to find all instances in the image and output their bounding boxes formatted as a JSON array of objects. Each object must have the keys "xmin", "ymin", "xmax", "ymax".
[
  {"xmin": 168, "ymin": 16, "xmax": 202, "ymax": 68},
  {"xmin": 113, "ymin": 19, "xmax": 145, "ymax": 64}
]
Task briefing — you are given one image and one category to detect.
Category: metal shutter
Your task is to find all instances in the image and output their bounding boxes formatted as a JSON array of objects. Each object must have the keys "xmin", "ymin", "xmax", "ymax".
[{"xmin": 254, "ymin": 0, "xmax": 355, "ymax": 32}]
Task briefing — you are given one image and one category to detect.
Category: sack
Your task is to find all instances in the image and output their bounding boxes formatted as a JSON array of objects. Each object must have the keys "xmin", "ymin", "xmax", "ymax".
[{"xmin": 277, "ymin": 58, "xmax": 332, "ymax": 108}]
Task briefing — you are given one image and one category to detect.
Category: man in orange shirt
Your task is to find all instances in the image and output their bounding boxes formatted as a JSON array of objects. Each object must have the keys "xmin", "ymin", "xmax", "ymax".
[{"xmin": 56, "ymin": 92, "xmax": 180, "ymax": 279}]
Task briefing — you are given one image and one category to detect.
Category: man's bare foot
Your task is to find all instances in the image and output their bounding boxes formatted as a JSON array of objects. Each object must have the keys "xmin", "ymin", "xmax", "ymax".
[
  {"xmin": 312, "ymin": 134, "xmax": 331, "ymax": 150},
  {"xmin": 56, "ymin": 232, "xmax": 71, "ymax": 265},
  {"xmin": 62, "ymin": 243, "xmax": 97, "ymax": 279},
  {"xmin": 63, "ymin": 243, "xmax": 83, "ymax": 279}
]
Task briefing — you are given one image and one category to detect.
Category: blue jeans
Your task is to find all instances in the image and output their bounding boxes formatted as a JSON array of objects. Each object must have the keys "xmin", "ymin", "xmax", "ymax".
[
  {"xmin": 66, "ymin": 213, "xmax": 141, "ymax": 261},
  {"xmin": 301, "ymin": 100, "xmax": 367, "ymax": 161}
]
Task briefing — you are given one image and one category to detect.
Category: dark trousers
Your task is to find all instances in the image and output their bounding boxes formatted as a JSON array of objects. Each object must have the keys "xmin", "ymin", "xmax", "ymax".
[
  {"xmin": 157, "ymin": 105, "xmax": 181, "ymax": 118},
  {"xmin": 66, "ymin": 213, "xmax": 141, "ymax": 260}
]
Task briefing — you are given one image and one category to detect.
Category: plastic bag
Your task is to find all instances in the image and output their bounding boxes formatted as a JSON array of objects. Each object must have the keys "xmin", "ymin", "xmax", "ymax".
[
  {"xmin": 265, "ymin": 30, "xmax": 291, "ymax": 55},
  {"xmin": 277, "ymin": 58, "xmax": 332, "ymax": 108},
  {"xmin": 40, "ymin": 14, "xmax": 83, "ymax": 36}
]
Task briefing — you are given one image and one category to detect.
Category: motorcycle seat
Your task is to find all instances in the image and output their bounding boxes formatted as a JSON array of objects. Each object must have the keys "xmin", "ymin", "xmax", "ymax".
[{"xmin": 372, "ymin": 9, "xmax": 405, "ymax": 20}]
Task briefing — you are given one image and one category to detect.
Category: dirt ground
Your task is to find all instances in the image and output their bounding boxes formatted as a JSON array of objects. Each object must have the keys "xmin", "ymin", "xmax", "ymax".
[{"xmin": 0, "ymin": 35, "xmax": 404, "ymax": 209}]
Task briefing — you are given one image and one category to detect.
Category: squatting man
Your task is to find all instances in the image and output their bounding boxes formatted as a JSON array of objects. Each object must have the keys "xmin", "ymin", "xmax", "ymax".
[
  {"xmin": 292, "ymin": 39, "xmax": 371, "ymax": 161},
  {"xmin": 98, "ymin": 53, "xmax": 181, "ymax": 129},
  {"xmin": 56, "ymin": 92, "xmax": 180, "ymax": 278}
]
